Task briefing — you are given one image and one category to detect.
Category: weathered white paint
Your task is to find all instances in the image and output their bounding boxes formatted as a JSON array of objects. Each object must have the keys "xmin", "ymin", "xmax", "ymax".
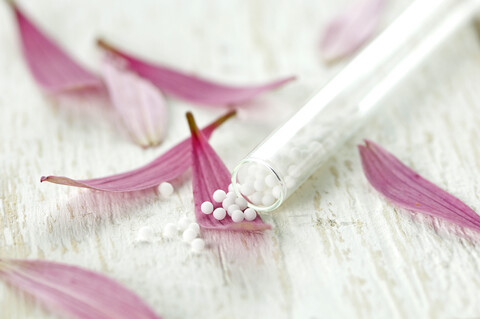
[{"xmin": 1, "ymin": 0, "xmax": 479, "ymax": 318}]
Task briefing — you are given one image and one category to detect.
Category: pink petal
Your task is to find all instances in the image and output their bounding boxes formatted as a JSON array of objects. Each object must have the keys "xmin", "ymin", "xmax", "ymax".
[
  {"xmin": 187, "ymin": 112, "xmax": 271, "ymax": 231},
  {"xmin": 100, "ymin": 55, "xmax": 168, "ymax": 148},
  {"xmin": 320, "ymin": 0, "xmax": 386, "ymax": 62},
  {"xmin": 359, "ymin": 140, "xmax": 480, "ymax": 232},
  {"xmin": 40, "ymin": 111, "xmax": 235, "ymax": 192},
  {"xmin": 97, "ymin": 39, "xmax": 295, "ymax": 106},
  {"xmin": 0, "ymin": 258, "xmax": 161, "ymax": 319},
  {"xmin": 10, "ymin": 2, "xmax": 102, "ymax": 93}
]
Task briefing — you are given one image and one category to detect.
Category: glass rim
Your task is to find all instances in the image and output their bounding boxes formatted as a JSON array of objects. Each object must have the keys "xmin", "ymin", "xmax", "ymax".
[{"xmin": 231, "ymin": 157, "xmax": 286, "ymax": 213}]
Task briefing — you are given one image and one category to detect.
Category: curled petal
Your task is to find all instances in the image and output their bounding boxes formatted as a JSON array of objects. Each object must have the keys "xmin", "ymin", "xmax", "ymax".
[
  {"xmin": 97, "ymin": 39, "xmax": 295, "ymax": 106},
  {"xmin": 320, "ymin": 0, "xmax": 386, "ymax": 62},
  {"xmin": 187, "ymin": 112, "xmax": 271, "ymax": 231},
  {"xmin": 0, "ymin": 258, "xmax": 161, "ymax": 319},
  {"xmin": 10, "ymin": 2, "xmax": 102, "ymax": 93},
  {"xmin": 100, "ymin": 56, "xmax": 168, "ymax": 147},
  {"xmin": 41, "ymin": 111, "xmax": 235, "ymax": 192},
  {"xmin": 359, "ymin": 140, "xmax": 480, "ymax": 232}
]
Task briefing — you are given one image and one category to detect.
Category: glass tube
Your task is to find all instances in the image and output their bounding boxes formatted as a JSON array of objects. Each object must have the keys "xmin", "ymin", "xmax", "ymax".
[{"xmin": 231, "ymin": 0, "xmax": 480, "ymax": 212}]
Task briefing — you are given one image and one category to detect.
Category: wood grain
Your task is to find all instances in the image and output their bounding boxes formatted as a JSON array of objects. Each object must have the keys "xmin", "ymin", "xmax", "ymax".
[{"xmin": 1, "ymin": 0, "xmax": 479, "ymax": 318}]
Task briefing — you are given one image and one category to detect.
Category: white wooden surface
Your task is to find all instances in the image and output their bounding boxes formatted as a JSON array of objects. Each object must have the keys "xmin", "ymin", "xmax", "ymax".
[{"xmin": 1, "ymin": 0, "xmax": 480, "ymax": 318}]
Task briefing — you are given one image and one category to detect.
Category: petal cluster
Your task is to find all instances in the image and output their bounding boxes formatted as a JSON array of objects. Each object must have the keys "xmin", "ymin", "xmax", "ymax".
[
  {"xmin": 188, "ymin": 112, "xmax": 271, "ymax": 231},
  {"xmin": 10, "ymin": 2, "xmax": 295, "ymax": 149}
]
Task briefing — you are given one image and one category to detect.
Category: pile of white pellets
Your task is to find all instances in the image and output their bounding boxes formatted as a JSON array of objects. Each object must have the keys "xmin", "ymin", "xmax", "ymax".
[
  {"xmin": 136, "ymin": 182, "xmax": 205, "ymax": 254},
  {"xmin": 200, "ymin": 184, "xmax": 257, "ymax": 223},
  {"xmin": 235, "ymin": 163, "xmax": 283, "ymax": 208},
  {"xmin": 159, "ymin": 182, "xmax": 205, "ymax": 253},
  {"xmin": 136, "ymin": 218, "xmax": 205, "ymax": 254},
  {"xmin": 136, "ymin": 180, "xmax": 261, "ymax": 254},
  {"xmin": 163, "ymin": 217, "xmax": 205, "ymax": 253}
]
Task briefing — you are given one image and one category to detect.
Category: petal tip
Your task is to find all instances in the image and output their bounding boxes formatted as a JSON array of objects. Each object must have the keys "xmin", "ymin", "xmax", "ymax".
[
  {"xmin": 214, "ymin": 110, "xmax": 236, "ymax": 127},
  {"xmin": 320, "ymin": 52, "xmax": 340, "ymax": 64},
  {"xmin": 97, "ymin": 38, "xmax": 122, "ymax": 57},
  {"xmin": 186, "ymin": 112, "xmax": 199, "ymax": 136},
  {"xmin": 6, "ymin": 0, "xmax": 16, "ymax": 9},
  {"xmin": 97, "ymin": 38, "xmax": 113, "ymax": 51},
  {"xmin": 363, "ymin": 139, "xmax": 379, "ymax": 150}
]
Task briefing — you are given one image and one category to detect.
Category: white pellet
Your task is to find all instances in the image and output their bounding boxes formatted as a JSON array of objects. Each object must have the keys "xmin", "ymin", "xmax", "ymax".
[
  {"xmin": 288, "ymin": 165, "xmax": 300, "ymax": 178},
  {"xmin": 285, "ymin": 176, "xmax": 296, "ymax": 189},
  {"xmin": 159, "ymin": 182, "xmax": 174, "ymax": 197},
  {"xmin": 265, "ymin": 174, "xmax": 277, "ymax": 188},
  {"xmin": 240, "ymin": 183, "xmax": 255, "ymax": 196},
  {"xmin": 256, "ymin": 165, "xmax": 268, "ymax": 176},
  {"xmin": 182, "ymin": 229, "xmax": 197, "ymax": 242},
  {"xmin": 201, "ymin": 201, "xmax": 213, "ymax": 214},
  {"xmin": 136, "ymin": 226, "xmax": 154, "ymax": 242},
  {"xmin": 213, "ymin": 208, "xmax": 226, "ymax": 220},
  {"xmin": 222, "ymin": 197, "xmax": 236, "ymax": 210},
  {"xmin": 235, "ymin": 197, "xmax": 248, "ymax": 210},
  {"xmin": 272, "ymin": 186, "xmax": 282, "ymax": 199},
  {"xmin": 231, "ymin": 210, "xmax": 245, "ymax": 223},
  {"xmin": 244, "ymin": 208, "xmax": 257, "ymax": 221},
  {"xmin": 262, "ymin": 194, "xmax": 276, "ymax": 206},
  {"xmin": 212, "ymin": 189, "xmax": 227, "ymax": 203},
  {"xmin": 178, "ymin": 217, "xmax": 192, "ymax": 230},
  {"xmin": 288, "ymin": 148, "xmax": 299, "ymax": 160},
  {"xmin": 250, "ymin": 192, "xmax": 263, "ymax": 205},
  {"xmin": 228, "ymin": 184, "xmax": 234, "ymax": 192},
  {"xmin": 191, "ymin": 238, "xmax": 205, "ymax": 253},
  {"xmin": 245, "ymin": 175, "xmax": 256, "ymax": 184},
  {"xmin": 248, "ymin": 165, "xmax": 258, "ymax": 175},
  {"xmin": 253, "ymin": 179, "xmax": 266, "ymax": 191},
  {"xmin": 188, "ymin": 222, "xmax": 200, "ymax": 235},
  {"xmin": 226, "ymin": 191, "xmax": 236, "ymax": 199},
  {"xmin": 163, "ymin": 223, "xmax": 177, "ymax": 238},
  {"xmin": 227, "ymin": 204, "xmax": 240, "ymax": 216}
]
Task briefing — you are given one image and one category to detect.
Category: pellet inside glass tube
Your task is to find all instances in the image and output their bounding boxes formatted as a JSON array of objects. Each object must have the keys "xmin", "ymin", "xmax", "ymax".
[{"xmin": 234, "ymin": 161, "xmax": 283, "ymax": 209}]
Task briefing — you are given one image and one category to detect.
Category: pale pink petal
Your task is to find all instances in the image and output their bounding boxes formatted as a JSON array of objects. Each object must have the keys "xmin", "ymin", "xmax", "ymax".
[
  {"xmin": 320, "ymin": 0, "xmax": 386, "ymax": 62},
  {"xmin": 40, "ymin": 111, "xmax": 235, "ymax": 192},
  {"xmin": 100, "ymin": 55, "xmax": 168, "ymax": 148},
  {"xmin": 188, "ymin": 112, "xmax": 271, "ymax": 231},
  {"xmin": 10, "ymin": 2, "xmax": 102, "ymax": 93},
  {"xmin": 0, "ymin": 258, "xmax": 161, "ymax": 319},
  {"xmin": 359, "ymin": 140, "xmax": 480, "ymax": 232},
  {"xmin": 97, "ymin": 39, "xmax": 295, "ymax": 106}
]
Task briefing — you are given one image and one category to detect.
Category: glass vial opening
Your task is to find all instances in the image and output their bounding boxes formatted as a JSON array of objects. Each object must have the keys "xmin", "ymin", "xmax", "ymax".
[{"xmin": 231, "ymin": 158, "xmax": 286, "ymax": 212}]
